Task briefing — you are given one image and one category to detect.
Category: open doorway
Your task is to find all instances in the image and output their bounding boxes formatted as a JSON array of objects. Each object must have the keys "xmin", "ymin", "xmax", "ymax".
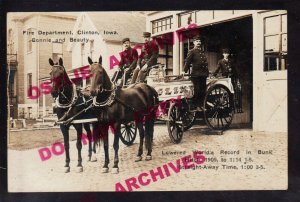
[{"xmin": 183, "ymin": 17, "xmax": 253, "ymax": 127}]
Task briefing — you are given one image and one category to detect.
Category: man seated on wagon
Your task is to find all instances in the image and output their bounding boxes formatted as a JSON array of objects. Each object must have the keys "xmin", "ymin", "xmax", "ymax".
[
  {"xmin": 130, "ymin": 32, "xmax": 159, "ymax": 84},
  {"xmin": 184, "ymin": 35, "xmax": 209, "ymax": 111},
  {"xmin": 111, "ymin": 37, "xmax": 138, "ymax": 86}
]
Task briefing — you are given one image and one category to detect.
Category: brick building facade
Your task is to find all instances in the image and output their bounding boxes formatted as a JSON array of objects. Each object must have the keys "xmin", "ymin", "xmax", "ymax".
[{"xmin": 7, "ymin": 13, "xmax": 77, "ymax": 118}]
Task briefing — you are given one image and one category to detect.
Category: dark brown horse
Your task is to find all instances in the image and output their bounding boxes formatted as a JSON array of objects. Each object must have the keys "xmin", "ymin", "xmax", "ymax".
[
  {"xmin": 88, "ymin": 56, "xmax": 158, "ymax": 174},
  {"xmin": 49, "ymin": 58, "xmax": 99, "ymax": 173}
]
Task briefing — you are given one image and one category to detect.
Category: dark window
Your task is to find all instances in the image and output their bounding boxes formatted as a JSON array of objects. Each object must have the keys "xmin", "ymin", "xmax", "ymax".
[
  {"xmin": 90, "ymin": 40, "xmax": 94, "ymax": 59},
  {"xmin": 178, "ymin": 11, "xmax": 196, "ymax": 27},
  {"xmin": 152, "ymin": 16, "xmax": 173, "ymax": 34},
  {"xmin": 8, "ymin": 29, "xmax": 14, "ymax": 54},
  {"xmin": 81, "ymin": 43, "xmax": 85, "ymax": 66},
  {"xmin": 155, "ymin": 34, "xmax": 173, "ymax": 75},
  {"xmin": 86, "ymin": 77, "xmax": 91, "ymax": 86},
  {"xmin": 264, "ymin": 14, "xmax": 287, "ymax": 71},
  {"xmin": 27, "ymin": 73, "xmax": 32, "ymax": 97}
]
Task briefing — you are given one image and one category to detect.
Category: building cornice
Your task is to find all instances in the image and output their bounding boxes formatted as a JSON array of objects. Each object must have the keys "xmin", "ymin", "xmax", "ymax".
[{"xmin": 11, "ymin": 13, "xmax": 77, "ymax": 23}]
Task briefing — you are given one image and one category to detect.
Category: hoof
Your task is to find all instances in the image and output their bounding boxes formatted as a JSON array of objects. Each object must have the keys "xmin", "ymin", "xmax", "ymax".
[
  {"xmin": 102, "ymin": 167, "xmax": 109, "ymax": 173},
  {"xmin": 76, "ymin": 166, "xmax": 83, "ymax": 173},
  {"xmin": 217, "ymin": 130, "xmax": 223, "ymax": 135},
  {"xmin": 135, "ymin": 156, "xmax": 142, "ymax": 162},
  {"xmin": 91, "ymin": 156, "xmax": 97, "ymax": 162},
  {"xmin": 64, "ymin": 166, "xmax": 70, "ymax": 173},
  {"xmin": 111, "ymin": 167, "xmax": 119, "ymax": 174},
  {"xmin": 145, "ymin": 155, "xmax": 152, "ymax": 161}
]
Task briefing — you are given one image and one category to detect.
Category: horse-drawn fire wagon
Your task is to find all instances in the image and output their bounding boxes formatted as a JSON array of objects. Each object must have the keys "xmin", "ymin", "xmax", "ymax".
[
  {"xmin": 55, "ymin": 63, "xmax": 242, "ymax": 145},
  {"xmin": 118, "ymin": 64, "xmax": 242, "ymax": 145},
  {"xmin": 51, "ymin": 57, "xmax": 242, "ymax": 173}
]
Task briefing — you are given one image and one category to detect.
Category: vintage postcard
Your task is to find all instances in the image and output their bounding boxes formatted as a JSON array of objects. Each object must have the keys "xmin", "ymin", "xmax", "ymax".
[{"xmin": 7, "ymin": 10, "xmax": 287, "ymax": 192}]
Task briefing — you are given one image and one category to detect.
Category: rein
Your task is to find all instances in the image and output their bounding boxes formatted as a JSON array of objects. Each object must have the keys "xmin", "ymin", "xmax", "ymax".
[{"xmin": 57, "ymin": 103, "xmax": 94, "ymax": 125}]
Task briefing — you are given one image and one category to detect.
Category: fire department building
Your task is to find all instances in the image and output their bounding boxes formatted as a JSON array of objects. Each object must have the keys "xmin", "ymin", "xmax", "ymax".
[{"xmin": 146, "ymin": 10, "xmax": 287, "ymax": 132}]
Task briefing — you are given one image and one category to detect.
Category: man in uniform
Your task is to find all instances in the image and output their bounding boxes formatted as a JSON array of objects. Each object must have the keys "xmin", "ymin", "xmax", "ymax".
[
  {"xmin": 111, "ymin": 38, "xmax": 138, "ymax": 86},
  {"xmin": 184, "ymin": 35, "xmax": 208, "ymax": 110},
  {"xmin": 131, "ymin": 32, "xmax": 159, "ymax": 84},
  {"xmin": 213, "ymin": 48, "xmax": 237, "ymax": 77},
  {"xmin": 214, "ymin": 48, "xmax": 242, "ymax": 111}
]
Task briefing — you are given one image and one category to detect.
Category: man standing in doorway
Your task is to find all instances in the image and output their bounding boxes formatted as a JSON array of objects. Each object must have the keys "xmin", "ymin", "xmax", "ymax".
[
  {"xmin": 184, "ymin": 35, "xmax": 208, "ymax": 110},
  {"xmin": 111, "ymin": 38, "xmax": 138, "ymax": 86},
  {"xmin": 213, "ymin": 48, "xmax": 239, "ymax": 85},
  {"xmin": 131, "ymin": 32, "xmax": 159, "ymax": 83},
  {"xmin": 214, "ymin": 48, "xmax": 242, "ymax": 112},
  {"xmin": 213, "ymin": 48, "xmax": 237, "ymax": 78}
]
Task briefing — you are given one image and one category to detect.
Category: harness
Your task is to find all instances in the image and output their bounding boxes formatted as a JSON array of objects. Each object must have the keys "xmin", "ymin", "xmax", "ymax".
[
  {"xmin": 55, "ymin": 83, "xmax": 94, "ymax": 123},
  {"xmin": 92, "ymin": 83, "xmax": 117, "ymax": 107},
  {"xmin": 55, "ymin": 84, "xmax": 78, "ymax": 108},
  {"xmin": 92, "ymin": 82, "xmax": 139, "ymax": 112},
  {"xmin": 52, "ymin": 67, "xmax": 95, "ymax": 125}
]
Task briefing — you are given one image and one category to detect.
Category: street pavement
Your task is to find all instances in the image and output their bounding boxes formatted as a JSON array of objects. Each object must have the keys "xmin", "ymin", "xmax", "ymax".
[{"xmin": 8, "ymin": 124, "xmax": 287, "ymax": 192}]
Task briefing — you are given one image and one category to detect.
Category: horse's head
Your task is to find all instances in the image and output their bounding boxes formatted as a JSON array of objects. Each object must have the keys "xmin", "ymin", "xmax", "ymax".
[
  {"xmin": 88, "ymin": 55, "xmax": 108, "ymax": 96},
  {"xmin": 49, "ymin": 57, "xmax": 67, "ymax": 98}
]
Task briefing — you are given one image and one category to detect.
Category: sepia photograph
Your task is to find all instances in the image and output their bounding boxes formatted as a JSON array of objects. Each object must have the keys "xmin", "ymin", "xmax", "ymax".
[{"xmin": 6, "ymin": 10, "xmax": 287, "ymax": 192}]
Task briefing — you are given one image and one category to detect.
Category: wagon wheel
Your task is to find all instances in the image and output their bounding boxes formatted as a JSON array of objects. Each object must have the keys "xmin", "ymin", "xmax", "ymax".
[
  {"xmin": 203, "ymin": 84, "xmax": 234, "ymax": 130},
  {"xmin": 119, "ymin": 121, "xmax": 137, "ymax": 146},
  {"xmin": 167, "ymin": 102, "xmax": 184, "ymax": 144},
  {"xmin": 181, "ymin": 99, "xmax": 196, "ymax": 131}
]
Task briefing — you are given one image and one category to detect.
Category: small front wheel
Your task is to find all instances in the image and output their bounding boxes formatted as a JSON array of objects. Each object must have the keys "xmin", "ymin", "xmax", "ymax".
[
  {"xmin": 119, "ymin": 122, "xmax": 137, "ymax": 146},
  {"xmin": 181, "ymin": 99, "xmax": 196, "ymax": 131},
  {"xmin": 167, "ymin": 102, "xmax": 184, "ymax": 144}
]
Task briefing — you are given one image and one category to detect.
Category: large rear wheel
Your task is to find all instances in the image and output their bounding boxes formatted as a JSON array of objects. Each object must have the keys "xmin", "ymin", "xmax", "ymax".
[{"xmin": 203, "ymin": 84, "xmax": 234, "ymax": 130}]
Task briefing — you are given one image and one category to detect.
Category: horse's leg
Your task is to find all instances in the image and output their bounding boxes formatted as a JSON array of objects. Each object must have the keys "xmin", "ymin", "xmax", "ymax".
[
  {"xmin": 112, "ymin": 122, "xmax": 120, "ymax": 174},
  {"xmin": 145, "ymin": 116, "xmax": 154, "ymax": 161},
  {"xmin": 101, "ymin": 124, "xmax": 110, "ymax": 173},
  {"xmin": 135, "ymin": 119, "xmax": 144, "ymax": 162},
  {"xmin": 89, "ymin": 123, "xmax": 100, "ymax": 162},
  {"xmin": 60, "ymin": 124, "xmax": 71, "ymax": 173},
  {"xmin": 74, "ymin": 124, "xmax": 83, "ymax": 172},
  {"xmin": 84, "ymin": 123, "xmax": 93, "ymax": 162}
]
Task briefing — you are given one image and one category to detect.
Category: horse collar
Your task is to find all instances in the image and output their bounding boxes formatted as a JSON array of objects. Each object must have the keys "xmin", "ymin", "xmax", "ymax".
[
  {"xmin": 93, "ymin": 83, "xmax": 116, "ymax": 107},
  {"xmin": 55, "ymin": 84, "xmax": 78, "ymax": 108}
]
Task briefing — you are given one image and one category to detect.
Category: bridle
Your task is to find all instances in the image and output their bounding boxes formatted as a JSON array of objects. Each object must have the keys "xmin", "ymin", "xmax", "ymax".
[
  {"xmin": 91, "ymin": 64, "xmax": 117, "ymax": 107},
  {"xmin": 51, "ymin": 65, "xmax": 78, "ymax": 108}
]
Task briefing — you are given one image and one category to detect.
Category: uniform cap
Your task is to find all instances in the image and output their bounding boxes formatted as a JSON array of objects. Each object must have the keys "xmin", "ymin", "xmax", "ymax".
[
  {"xmin": 143, "ymin": 32, "xmax": 151, "ymax": 38},
  {"xmin": 222, "ymin": 48, "xmax": 230, "ymax": 54},
  {"xmin": 193, "ymin": 35, "xmax": 201, "ymax": 41},
  {"xmin": 122, "ymin": 38, "xmax": 130, "ymax": 43}
]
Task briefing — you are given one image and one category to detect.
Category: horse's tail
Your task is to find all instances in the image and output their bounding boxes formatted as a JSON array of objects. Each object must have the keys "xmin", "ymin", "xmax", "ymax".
[
  {"xmin": 152, "ymin": 86, "xmax": 159, "ymax": 107},
  {"xmin": 94, "ymin": 128, "xmax": 102, "ymax": 149},
  {"xmin": 146, "ymin": 85, "xmax": 159, "ymax": 123},
  {"xmin": 90, "ymin": 123, "xmax": 102, "ymax": 149},
  {"xmin": 83, "ymin": 123, "xmax": 101, "ymax": 153},
  {"xmin": 145, "ymin": 86, "xmax": 157, "ymax": 151},
  {"xmin": 145, "ymin": 85, "xmax": 159, "ymax": 107}
]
